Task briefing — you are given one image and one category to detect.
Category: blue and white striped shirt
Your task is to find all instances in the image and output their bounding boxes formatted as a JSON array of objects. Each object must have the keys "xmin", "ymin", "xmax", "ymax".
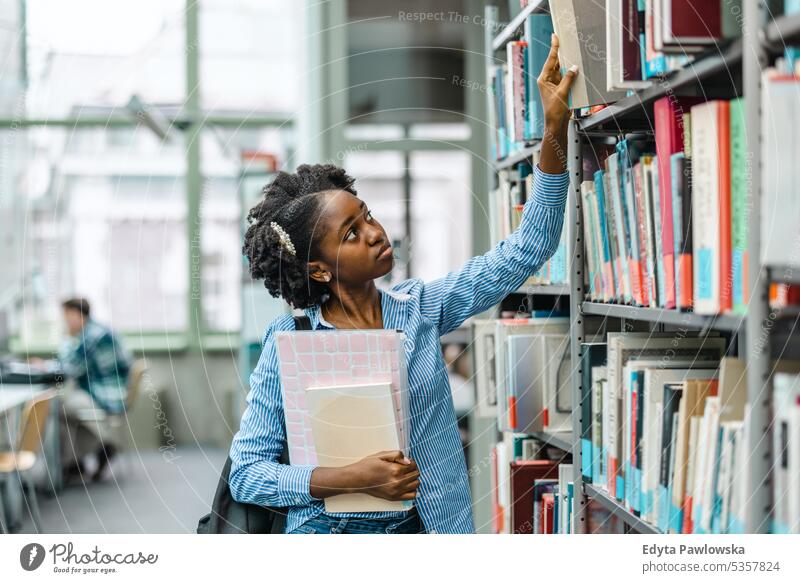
[{"xmin": 229, "ymin": 165, "xmax": 569, "ymax": 534}]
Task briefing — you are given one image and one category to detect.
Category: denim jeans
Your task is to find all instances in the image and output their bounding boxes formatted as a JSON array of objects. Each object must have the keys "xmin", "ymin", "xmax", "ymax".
[{"xmin": 286, "ymin": 508, "xmax": 425, "ymax": 534}]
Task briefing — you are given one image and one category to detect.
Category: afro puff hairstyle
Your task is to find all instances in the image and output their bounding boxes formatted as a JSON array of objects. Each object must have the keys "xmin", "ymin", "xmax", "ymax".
[{"xmin": 242, "ymin": 163, "xmax": 358, "ymax": 309}]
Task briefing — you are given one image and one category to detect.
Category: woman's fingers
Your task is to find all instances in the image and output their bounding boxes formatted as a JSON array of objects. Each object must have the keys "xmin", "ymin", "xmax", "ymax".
[{"xmin": 539, "ymin": 33, "xmax": 562, "ymax": 84}]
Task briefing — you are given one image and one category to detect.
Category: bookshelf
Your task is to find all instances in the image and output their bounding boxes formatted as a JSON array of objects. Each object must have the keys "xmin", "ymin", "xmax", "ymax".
[
  {"xmin": 514, "ymin": 283, "xmax": 569, "ymax": 296},
  {"xmin": 583, "ymin": 484, "xmax": 661, "ymax": 534},
  {"xmin": 764, "ymin": 12, "xmax": 800, "ymax": 47},
  {"xmin": 485, "ymin": 0, "xmax": 797, "ymax": 534},
  {"xmin": 494, "ymin": 142, "xmax": 542, "ymax": 170},
  {"xmin": 491, "ymin": 0, "xmax": 549, "ymax": 51},
  {"xmin": 530, "ymin": 430, "xmax": 573, "ymax": 452},
  {"xmin": 576, "ymin": 39, "xmax": 744, "ymax": 132},
  {"xmin": 580, "ymin": 302, "xmax": 744, "ymax": 333}
]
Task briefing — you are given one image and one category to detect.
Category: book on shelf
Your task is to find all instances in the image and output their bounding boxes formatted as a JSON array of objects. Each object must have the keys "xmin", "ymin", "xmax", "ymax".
[
  {"xmin": 491, "ymin": 432, "xmax": 566, "ymax": 534},
  {"xmin": 491, "ymin": 13, "xmax": 553, "ymax": 161},
  {"xmin": 532, "ymin": 479, "xmax": 558, "ymax": 533},
  {"xmin": 510, "ymin": 460, "xmax": 561, "ymax": 533},
  {"xmin": 654, "ymin": 96, "xmax": 703, "ymax": 309},
  {"xmin": 580, "ymin": 342, "xmax": 608, "ymax": 483},
  {"xmin": 604, "ymin": 332, "xmax": 726, "ymax": 503},
  {"xmin": 606, "ymin": 0, "xmax": 650, "ymax": 91},
  {"xmin": 495, "ymin": 316, "xmax": 570, "ymax": 433},
  {"xmin": 691, "ymin": 99, "xmax": 733, "ymax": 315},
  {"xmin": 472, "ymin": 319, "xmax": 500, "ymax": 419},
  {"xmin": 761, "ymin": 69, "xmax": 800, "ymax": 270},
  {"xmin": 579, "ymin": 97, "xmax": 750, "ymax": 315},
  {"xmin": 550, "ymin": 0, "xmax": 627, "ymax": 109},
  {"xmin": 524, "ymin": 13, "xmax": 554, "ymax": 140},
  {"xmin": 579, "ymin": 342, "xmax": 772, "ymax": 533},
  {"xmin": 772, "ymin": 369, "xmax": 800, "ymax": 534},
  {"xmin": 490, "ymin": 166, "xmax": 570, "ymax": 285}
]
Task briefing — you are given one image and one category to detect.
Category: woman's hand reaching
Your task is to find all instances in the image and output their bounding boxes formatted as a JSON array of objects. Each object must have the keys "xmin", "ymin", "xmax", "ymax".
[{"xmin": 537, "ymin": 33, "xmax": 578, "ymax": 174}]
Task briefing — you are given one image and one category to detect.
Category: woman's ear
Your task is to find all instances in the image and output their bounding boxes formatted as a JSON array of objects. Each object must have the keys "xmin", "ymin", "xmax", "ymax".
[{"xmin": 307, "ymin": 261, "xmax": 332, "ymax": 284}]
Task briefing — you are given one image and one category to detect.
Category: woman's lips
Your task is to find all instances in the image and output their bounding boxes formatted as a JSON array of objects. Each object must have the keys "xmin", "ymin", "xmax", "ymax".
[{"xmin": 378, "ymin": 245, "xmax": 393, "ymax": 260}]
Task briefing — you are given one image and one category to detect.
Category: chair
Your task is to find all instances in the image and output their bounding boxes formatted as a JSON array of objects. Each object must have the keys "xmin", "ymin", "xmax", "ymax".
[
  {"xmin": 74, "ymin": 359, "xmax": 148, "ymax": 475},
  {"xmin": 107, "ymin": 359, "xmax": 148, "ymax": 451},
  {"xmin": 0, "ymin": 390, "xmax": 57, "ymax": 533}
]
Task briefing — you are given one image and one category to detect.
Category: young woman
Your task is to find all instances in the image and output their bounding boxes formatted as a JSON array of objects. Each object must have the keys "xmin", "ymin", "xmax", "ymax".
[{"xmin": 229, "ymin": 34, "xmax": 577, "ymax": 534}]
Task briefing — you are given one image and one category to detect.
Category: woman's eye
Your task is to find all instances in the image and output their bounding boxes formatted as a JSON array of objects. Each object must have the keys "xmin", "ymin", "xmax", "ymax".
[
  {"xmin": 345, "ymin": 229, "xmax": 357, "ymax": 242},
  {"xmin": 365, "ymin": 210, "xmax": 374, "ymax": 221}
]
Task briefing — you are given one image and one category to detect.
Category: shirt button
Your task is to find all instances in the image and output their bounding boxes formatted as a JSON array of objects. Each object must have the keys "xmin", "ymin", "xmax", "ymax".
[{"xmin": 295, "ymin": 497, "xmax": 302, "ymax": 504}]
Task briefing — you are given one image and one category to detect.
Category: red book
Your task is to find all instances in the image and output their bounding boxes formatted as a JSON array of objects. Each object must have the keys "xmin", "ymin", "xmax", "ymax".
[
  {"xmin": 491, "ymin": 447, "xmax": 503, "ymax": 534},
  {"xmin": 664, "ymin": 0, "xmax": 721, "ymax": 44},
  {"xmin": 510, "ymin": 460, "xmax": 560, "ymax": 534},
  {"xmin": 654, "ymin": 96, "xmax": 704, "ymax": 309},
  {"xmin": 542, "ymin": 493, "xmax": 555, "ymax": 534},
  {"xmin": 716, "ymin": 102, "xmax": 733, "ymax": 313},
  {"xmin": 633, "ymin": 163, "xmax": 651, "ymax": 307}
]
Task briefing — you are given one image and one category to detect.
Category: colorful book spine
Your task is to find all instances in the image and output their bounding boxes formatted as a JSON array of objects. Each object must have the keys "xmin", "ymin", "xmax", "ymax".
[
  {"xmin": 594, "ymin": 170, "xmax": 616, "ymax": 301},
  {"xmin": 729, "ymin": 97, "xmax": 748, "ymax": 314},
  {"xmin": 633, "ymin": 162, "xmax": 651, "ymax": 307},
  {"xmin": 523, "ymin": 14, "xmax": 553, "ymax": 140},
  {"xmin": 670, "ymin": 152, "xmax": 693, "ymax": 310},
  {"xmin": 654, "ymin": 96, "xmax": 703, "ymax": 309},
  {"xmin": 506, "ymin": 41, "xmax": 528, "ymax": 145}
]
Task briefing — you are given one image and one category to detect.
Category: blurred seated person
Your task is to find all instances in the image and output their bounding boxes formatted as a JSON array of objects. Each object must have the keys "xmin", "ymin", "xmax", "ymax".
[{"xmin": 58, "ymin": 298, "xmax": 131, "ymax": 481}]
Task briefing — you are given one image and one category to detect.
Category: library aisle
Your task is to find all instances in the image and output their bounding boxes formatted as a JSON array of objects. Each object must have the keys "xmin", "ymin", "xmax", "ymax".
[{"xmin": 481, "ymin": 0, "xmax": 800, "ymax": 535}]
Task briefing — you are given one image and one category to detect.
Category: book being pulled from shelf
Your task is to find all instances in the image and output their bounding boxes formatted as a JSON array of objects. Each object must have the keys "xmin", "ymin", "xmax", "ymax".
[
  {"xmin": 580, "ymin": 96, "xmax": 750, "ymax": 315},
  {"xmin": 491, "ymin": 166, "xmax": 569, "ymax": 286}
]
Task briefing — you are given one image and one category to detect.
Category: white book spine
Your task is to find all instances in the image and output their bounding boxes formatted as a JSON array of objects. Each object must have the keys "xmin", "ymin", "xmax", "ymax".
[{"xmin": 691, "ymin": 102, "xmax": 722, "ymax": 314}]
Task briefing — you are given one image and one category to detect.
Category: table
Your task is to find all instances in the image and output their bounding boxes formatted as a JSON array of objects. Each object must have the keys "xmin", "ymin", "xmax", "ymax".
[{"xmin": 0, "ymin": 383, "xmax": 62, "ymax": 530}]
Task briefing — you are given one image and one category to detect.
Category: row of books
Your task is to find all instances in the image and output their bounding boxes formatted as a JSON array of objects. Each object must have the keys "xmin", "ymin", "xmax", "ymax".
[
  {"xmin": 490, "ymin": 166, "xmax": 569, "ymax": 286},
  {"xmin": 580, "ymin": 96, "xmax": 749, "ymax": 315},
  {"xmin": 490, "ymin": 431, "xmax": 576, "ymax": 534},
  {"xmin": 547, "ymin": 0, "xmax": 750, "ymax": 111},
  {"xmin": 580, "ymin": 337, "xmax": 742, "ymax": 533},
  {"xmin": 579, "ymin": 332, "xmax": 800, "ymax": 533},
  {"xmin": 472, "ymin": 316, "xmax": 572, "ymax": 433},
  {"xmin": 489, "ymin": 12, "xmax": 553, "ymax": 159}
]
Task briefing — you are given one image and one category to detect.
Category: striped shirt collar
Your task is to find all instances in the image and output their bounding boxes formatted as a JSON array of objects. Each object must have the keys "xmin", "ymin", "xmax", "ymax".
[{"xmin": 302, "ymin": 287, "xmax": 410, "ymax": 331}]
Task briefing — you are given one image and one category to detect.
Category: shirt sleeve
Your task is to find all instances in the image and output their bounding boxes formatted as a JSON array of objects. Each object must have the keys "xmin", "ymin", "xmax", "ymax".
[
  {"xmin": 57, "ymin": 336, "xmax": 89, "ymax": 379},
  {"xmin": 228, "ymin": 322, "xmax": 319, "ymax": 508},
  {"xmin": 419, "ymin": 165, "xmax": 569, "ymax": 336}
]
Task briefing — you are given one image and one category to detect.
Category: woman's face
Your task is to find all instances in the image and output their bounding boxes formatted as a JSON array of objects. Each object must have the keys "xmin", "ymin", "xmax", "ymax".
[{"xmin": 309, "ymin": 190, "xmax": 394, "ymax": 286}]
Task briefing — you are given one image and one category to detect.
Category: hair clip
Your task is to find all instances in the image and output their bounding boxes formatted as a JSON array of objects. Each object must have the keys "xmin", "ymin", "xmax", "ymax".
[{"xmin": 270, "ymin": 221, "xmax": 296, "ymax": 256}]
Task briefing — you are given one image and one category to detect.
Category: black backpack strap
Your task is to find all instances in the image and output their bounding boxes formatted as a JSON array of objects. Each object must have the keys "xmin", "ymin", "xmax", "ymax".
[{"xmin": 293, "ymin": 315, "xmax": 312, "ymax": 330}]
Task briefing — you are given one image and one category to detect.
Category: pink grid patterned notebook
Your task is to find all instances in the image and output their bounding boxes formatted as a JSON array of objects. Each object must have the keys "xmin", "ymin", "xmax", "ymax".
[{"xmin": 274, "ymin": 329, "xmax": 410, "ymax": 466}]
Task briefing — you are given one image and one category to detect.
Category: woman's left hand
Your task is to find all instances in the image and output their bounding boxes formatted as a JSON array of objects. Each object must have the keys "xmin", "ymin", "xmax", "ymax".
[{"xmin": 537, "ymin": 33, "xmax": 577, "ymax": 133}]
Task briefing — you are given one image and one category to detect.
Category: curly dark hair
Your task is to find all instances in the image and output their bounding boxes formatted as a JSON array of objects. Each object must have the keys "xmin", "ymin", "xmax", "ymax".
[{"xmin": 243, "ymin": 163, "xmax": 358, "ymax": 309}]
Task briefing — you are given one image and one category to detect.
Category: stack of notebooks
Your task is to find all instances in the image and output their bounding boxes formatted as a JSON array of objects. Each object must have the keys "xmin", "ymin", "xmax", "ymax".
[
  {"xmin": 490, "ymin": 166, "xmax": 569, "ymax": 286},
  {"xmin": 578, "ymin": 332, "xmax": 768, "ymax": 534},
  {"xmin": 580, "ymin": 96, "xmax": 751, "ymax": 315},
  {"xmin": 472, "ymin": 316, "xmax": 571, "ymax": 435},
  {"xmin": 275, "ymin": 329, "xmax": 412, "ymax": 513}
]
